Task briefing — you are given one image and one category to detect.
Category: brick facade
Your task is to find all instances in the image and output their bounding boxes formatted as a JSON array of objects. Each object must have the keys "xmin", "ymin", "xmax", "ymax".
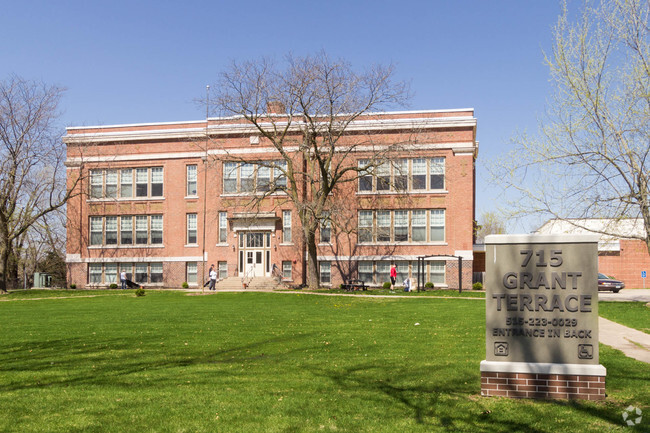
[
  {"xmin": 481, "ymin": 371, "xmax": 605, "ymax": 400},
  {"xmin": 64, "ymin": 109, "xmax": 477, "ymax": 289}
]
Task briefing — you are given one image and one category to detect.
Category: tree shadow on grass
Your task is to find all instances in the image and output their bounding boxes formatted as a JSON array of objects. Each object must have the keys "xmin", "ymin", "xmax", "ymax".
[
  {"xmin": 0, "ymin": 333, "xmax": 318, "ymax": 392},
  {"xmin": 310, "ymin": 362, "xmax": 636, "ymax": 432}
]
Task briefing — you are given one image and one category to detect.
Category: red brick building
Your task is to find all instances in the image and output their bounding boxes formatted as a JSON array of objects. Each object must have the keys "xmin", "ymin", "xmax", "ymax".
[
  {"xmin": 536, "ymin": 219, "xmax": 650, "ymax": 288},
  {"xmin": 64, "ymin": 109, "xmax": 478, "ymax": 289}
]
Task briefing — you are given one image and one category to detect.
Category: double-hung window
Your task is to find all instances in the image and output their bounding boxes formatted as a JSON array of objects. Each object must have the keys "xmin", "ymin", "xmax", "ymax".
[
  {"xmin": 105, "ymin": 170, "xmax": 118, "ymax": 198},
  {"xmin": 319, "ymin": 262, "xmax": 331, "ymax": 284},
  {"xmin": 135, "ymin": 168, "xmax": 149, "ymax": 197},
  {"xmin": 150, "ymin": 215, "xmax": 163, "ymax": 244},
  {"xmin": 105, "ymin": 216, "xmax": 118, "ymax": 245},
  {"xmin": 274, "ymin": 160, "xmax": 287, "ymax": 189},
  {"xmin": 186, "ymin": 165, "xmax": 197, "ymax": 196},
  {"xmin": 430, "ymin": 158, "xmax": 445, "ymax": 190},
  {"xmin": 120, "ymin": 169, "xmax": 133, "ymax": 198},
  {"xmin": 358, "ymin": 160, "xmax": 372, "ymax": 192},
  {"xmin": 320, "ymin": 212, "xmax": 331, "ymax": 243},
  {"xmin": 411, "ymin": 210, "xmax": 427, "ymax": 242},
  {"xmin": 218, "ymin": 212, "xmax": 227, "ymax": 243},
  {"xmin": 187, "ymin": 214, "xmax": 197, "ymax": 244},
  {"xmin": 394, "ymin": 210, "xmax": 408, "ymax": 242},
  {"xmin": 240, "ymin": 163, "xmax": 255, "ymax": 193},
  {"xmin": 121, "ymin": 216, "xmax": 133, "ymax": 245},
  {"xmin": 223, "ymin": 162, "xmax": 238, "ymax": 193},
  {"xmin": 90, "ymin": 217, "xmax": 103, "ymax": 246},
  {"xmin": 393, "ymin": 160, "xmax": 408, "ymax": 191},
  {"xmin": 282, "ymin": 210, "xmax": 292, "ymax": 243},
  {"xmin": 376, "ymin": 211, "xmax": 391, "ymax": 242},
  {"xmin": 376, "ymin": 163, "xmax": 390, "ymax": 191},
  {"xmin": 430, "ymin": 209, "xmax": 445, "ymax": 242},
  {"xmin": 90, "ymin": 170, "xmax": 103, "ymax": 198},
  {"xmin": 135, "ymin": 215, "xmax": 148, "ymax": 245},
  {"xmin": 412, "ymin": 159, "xmax": 426, "ymax": 190}
]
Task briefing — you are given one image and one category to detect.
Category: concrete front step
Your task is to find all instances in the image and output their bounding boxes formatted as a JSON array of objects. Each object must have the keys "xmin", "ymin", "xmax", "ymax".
[{"xmin": 214, "ymin": 276, "xmax": 283, "ymax": 291}]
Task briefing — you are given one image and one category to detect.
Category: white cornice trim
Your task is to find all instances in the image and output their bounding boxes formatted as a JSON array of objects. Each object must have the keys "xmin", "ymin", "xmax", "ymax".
[
  {"xmin": 66, "ymin": 255, "xmax": 204, "ymax": 263},
  {"xmin": 63, "ymin": 116, "xmax": 477, "ymax": 145},
  {"xmin": 65, "ymin": 141, "xmax": 477, "ymax": 164}
]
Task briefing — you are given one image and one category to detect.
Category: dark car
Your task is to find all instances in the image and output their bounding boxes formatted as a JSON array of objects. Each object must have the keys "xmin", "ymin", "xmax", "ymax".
[{"xmin": 598, "ymin": 273, "xmax": 625, "ymax": 293}]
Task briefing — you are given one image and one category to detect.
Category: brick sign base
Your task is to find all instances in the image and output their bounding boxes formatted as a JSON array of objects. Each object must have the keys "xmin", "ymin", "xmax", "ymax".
[{"xmin": 480, "ymin": 361, "xmax": 606, "ymax": 401}]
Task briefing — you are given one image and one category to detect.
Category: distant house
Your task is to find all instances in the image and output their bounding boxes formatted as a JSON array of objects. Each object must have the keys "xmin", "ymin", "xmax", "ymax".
[{"xmin": 535, "ymin": 218, "xmax": 649, "ymax": 288}]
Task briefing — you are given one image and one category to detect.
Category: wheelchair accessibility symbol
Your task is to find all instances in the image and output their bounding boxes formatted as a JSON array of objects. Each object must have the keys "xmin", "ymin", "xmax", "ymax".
[{"xmin": 578, "ymin": 344, "xmax": 593, "ymax": 359}]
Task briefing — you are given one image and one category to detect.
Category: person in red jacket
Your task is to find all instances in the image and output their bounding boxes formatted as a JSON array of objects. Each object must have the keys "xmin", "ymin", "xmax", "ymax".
[{"xmin": 390, "ymin": 264, "xmax": 397, "ymax": 291}]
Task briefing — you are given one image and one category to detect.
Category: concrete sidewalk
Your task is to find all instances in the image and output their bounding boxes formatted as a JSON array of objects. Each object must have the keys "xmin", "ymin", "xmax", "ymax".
[{"xmin": 599, "ymin": 317, "xmax": 650, "ymax": 363}]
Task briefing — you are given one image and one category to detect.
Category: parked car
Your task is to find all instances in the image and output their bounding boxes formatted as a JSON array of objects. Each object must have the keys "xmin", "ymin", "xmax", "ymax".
[{"xmin": 598, "ymin": 273, "xmax": 625, "ymax": 293}]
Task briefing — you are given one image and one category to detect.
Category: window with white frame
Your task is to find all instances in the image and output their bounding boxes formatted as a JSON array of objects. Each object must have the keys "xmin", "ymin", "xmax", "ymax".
[
  {"xmin": 135, "ymin": 168, "xmax": 149, "ymax": 197},
  {"xmin": 187, "ymin": 165, "xmax": 197, "ymax": 196},
  {"xmin": 89, "ymin": 263, "xmax": 103, "ymax": 284},
  {"xmin": 430, "ymin": 209, "xmax": 445, "ymax": 242},
  {"xmin": 223, "ymin": 161, "xmax": 289, "ymax": 194},
  {"xmin": 90, "ymin": 217, "xmax": 103, "ymax": 246},
  {"xmin": 319, "ymin": 261, "xmax": 331, "ymax": 285},
  {"xmin": 359, "ymin": 261, "xmax": 374, "ymax": 285},
  {"xmin": 357, "ymin": 209, "xmax": 446, "ymax": 244},
  {"xmin": 282, "ymin": 210, "xmax": 292, "ymax": 243},
  {"xmin": 377, "ymin": 262, "xmax": 391, "ymax": 285},
  {"xmin": 218, "ymin": 261, "xmax": 228, "ymax": 280},
  {"xmin": 135, "ymin": 263, "xmax": 148, "ymax": 284},
  {"xmin": 120, "ymin": 169, "xmax": 133, "ymax": 198},
  {"xmin": 105, "ymin": 216, "xmax": 118, "ymax": 245},
  {"xmin": 218, "ymin": 212, "xmax": 227, "ymax": 243},
  {"xmin": 105, "ymin": 263, "xmax": 118, "ymax": 284},
  {"xmin": 90, "ymin": 215, "xmax": 163, "ymax": 247},
  {"xmin": 120, "ymin": 216, "xmax": 133, "ymax": 245},
  {"xmin": 90, "ymin": 170, "xmax": 103, "ymax": 199},
  {"xmin": 282, "ymin": 261, "xmax": 292, "ymax": 280},
  {"xmin": 105, "ymin": 170, "xmax": 118, "ymax": 198},
  {"xmin": 150, "ymin": 262, "xmax": 163, "ymax": 283},
  {"xmin": 395, "ymin": 261, "xmax": 409, "ymax": 283},
  {"xmin": 186, "ymin": 262, "xmax": 197, "ymax": 284},
  {"xmin": 187, "ymin": 214, "xmax": 197, "ymax": 244},
  {"xmin": 429, "ymin": 261, "xmax": 445, "ymax": 284},
  {"xmin": 356, "ymin": 158, "xmax": 446, "ymax": 193},
  {"xmin": 320, "ymin": 212, "xmax": 331, "ymax": 243}
]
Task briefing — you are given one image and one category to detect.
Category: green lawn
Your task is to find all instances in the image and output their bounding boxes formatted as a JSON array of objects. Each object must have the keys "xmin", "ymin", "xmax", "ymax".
[
  {"xmin": 599, "ymin": 302, "xmax": 650, "ymax": 334},
  {"xmin": 0, "ymin": 290, "xmax": 648, "ymax": 432}
]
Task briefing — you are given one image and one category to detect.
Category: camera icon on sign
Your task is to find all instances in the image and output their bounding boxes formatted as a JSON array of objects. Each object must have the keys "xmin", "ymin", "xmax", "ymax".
[{"xmin": 494, "ymin": 342, "xmax": 509, "ymax": 356}]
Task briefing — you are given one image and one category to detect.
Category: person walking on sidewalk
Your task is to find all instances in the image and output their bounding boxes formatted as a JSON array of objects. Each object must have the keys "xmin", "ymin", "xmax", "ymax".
[{"xmin": 208, "ymin": 265, "xmax": 217, "ymax": 291}]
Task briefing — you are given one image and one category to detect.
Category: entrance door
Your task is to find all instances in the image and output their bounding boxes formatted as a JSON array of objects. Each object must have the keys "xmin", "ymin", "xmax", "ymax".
[
  {"xmin": 238, "ymin": 232, "xmax": 271, "ymax": 277},
  {"xmin": 245, "ymin": 249, "xmax": 264, "ymax": 277}
]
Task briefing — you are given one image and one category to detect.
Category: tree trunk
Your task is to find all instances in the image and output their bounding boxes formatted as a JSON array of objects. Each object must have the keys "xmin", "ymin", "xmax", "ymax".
[{"xmin": 304, "ymin": 225, "xmax": 320, "ymax": 290}]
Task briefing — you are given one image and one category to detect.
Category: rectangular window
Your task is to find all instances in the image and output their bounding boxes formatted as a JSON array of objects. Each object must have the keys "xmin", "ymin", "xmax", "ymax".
[
  {"xmin": 90, "ymin": 217, "xmax": 103, "ymax": 246},
  {"xmin": 256, "ymin": 164, "xmax": 270, "ymax": 192},
  {"xmin": 150, "ymin": 262, "xmax": 163, "ymax": 283},
  {"xmin": 218, "ymin": 261, "xmax": 228, "ymax": 280},
  {"xmin": 89, "ymin": 263, "xmax": 103, "ymax": 284},
  {"xmin": 120, "ymin": 263, "xmax": 132, "ymax": 281},
  {"xmin": 394, "ymin": 160, "xmax": 408, "ymax": 191},
  {"xmin": 186, "ymin": 262, "xmax": 197, "ymax": 284},
  {"xmin": 105, "ymin": 216, "xmax": 118, "ymax": 245},
  {"xmin": 150, "ymin": 215, "xmax": 163, "ymax": 244},
  {"xmin": 105, "ymin": 263, "xmax": 118, "ymax": 284},
  {"xmin": 274, "ymin": 160, "xmax": 287, "ymax": 190},
  {"xmin": 282, "ymin": 261, "xmax": 292, "ymax": 280},
  {"xmin": 319, "ymin": 261, "xmax": 331, "ymax": 284},
  {"xmin": 377, "ymin": 211, "xmax": 391, "ymax": 242},
  {"xmin": 90, "ymin": 170, "xmax": 103, "ymax": 199},
  {"xmin": 412, "ymin": 159, "xmax": 426, "ymax": 190},
  {"xmin": 240, "ymin": 163, "xmax": 254, "ymax": 193},
  {"xmin": 430, "ymin": 158, "xmax": 445, "ymax": 190},
  {"xmin": 394, "ymin": 210, "xmax": 408, "ymax": 242},
  {"xmin": 359, "ymin": 261, "xmax": 373, "ymax": 285},
  {"xmin": 377, "ymin": 262, "xmax": 391, "ymax": 286},
  {"xmin": 135, "ymin": 263, "xmax": 148, "ymax": 284},
  {"xmin": 186, "ymin": 165, "xmax": 197, "ymax": 196},
  {"xmin": 135, "ymin": 215, "xmax": 148, "ymax": 245},
  {"xmin": 105, "ymin": 170, "xmax": 118, "ymax": 198},
  {"xmin": 120, "ymin": 169, "xmax": 133, "ymax": 198},
  {"xmin": 187, "ymin": 214, "xmax": 197, "ymax": 244},
  {"xmin": 358, "ymin": 160, "xmax": 372, "ymax": 192},
  {"xmin": 358, "ymin": 210, "xmax": 373, "ymax": 243},
  {"xmin": 429, "ymin": 261, "xmax": 445, "ymax": 284},
  {"xmin": 320, "ymin": 212, "xmax": 331, "ymax": 243},
  {"xmin": 430, "ymin": 209, "xmax": 445, "ymax": 242},
  {"xmin": 223, "ymin": 162, "xmax": 237, "ymax": 193},
  {"xmin": 412, "ymin": 210, "xmax": 426, "ymax": 242},
  {"xmin": 376, "ymin": 162, "xmax": 390, "ymax": 191},
  {"xmin": 282, "ymin": 210, "xmax": 292, "ymax": 243},
  {"xmin": 136, "ymin": 168, "xmax": 148, "ymax": 197},
  {"xmin": 120, "ymin": 216, "xmax": 133, "ymax": 245},
  {"xmin": 218, "ymin": 212, "xmax": 227, "ymax": 243},
  {"xmin": 396, "ymin": 261, "xmax": 409, "ymax": 283},
  {"xmin": 151, "ymin": 167, "xmax": 163, "ymax": 197}
]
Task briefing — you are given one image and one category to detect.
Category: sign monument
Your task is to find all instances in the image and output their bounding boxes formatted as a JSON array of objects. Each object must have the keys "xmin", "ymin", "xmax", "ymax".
[{"xmin": 480, "ymin": 234, "xmax": 606, "ymax": 400}]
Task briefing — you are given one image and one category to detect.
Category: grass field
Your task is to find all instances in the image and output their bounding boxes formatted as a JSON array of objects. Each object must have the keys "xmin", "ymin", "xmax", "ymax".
[
  {"xmin": 599, "ymin": 302, "xmax": 650, "ymax": 334},
  {"xmin": 0, "ymin": 290, "xmax": 648, "ymax": 432}
]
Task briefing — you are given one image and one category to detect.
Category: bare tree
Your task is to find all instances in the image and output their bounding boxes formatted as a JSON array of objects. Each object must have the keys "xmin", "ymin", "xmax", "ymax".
[
  {"xmin": 491, "ymin": 0, "xmax": 650, "ymax": 251},
  {"xmin": 475, "ymin": 211, "xmax": 507, "ymax": 244},
  {"xmin": 212, "ymin": 52, "xmax": 411, "ymax": 289},
  {"xmin": 0, "ymin": 76, "xmax": 78, "ymax": 292}
]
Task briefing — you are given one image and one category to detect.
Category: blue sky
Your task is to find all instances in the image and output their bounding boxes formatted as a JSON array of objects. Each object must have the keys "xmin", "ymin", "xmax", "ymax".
[{"xmin": 1, "ymin": 0, "xmax": 563, "ymax": 231}]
